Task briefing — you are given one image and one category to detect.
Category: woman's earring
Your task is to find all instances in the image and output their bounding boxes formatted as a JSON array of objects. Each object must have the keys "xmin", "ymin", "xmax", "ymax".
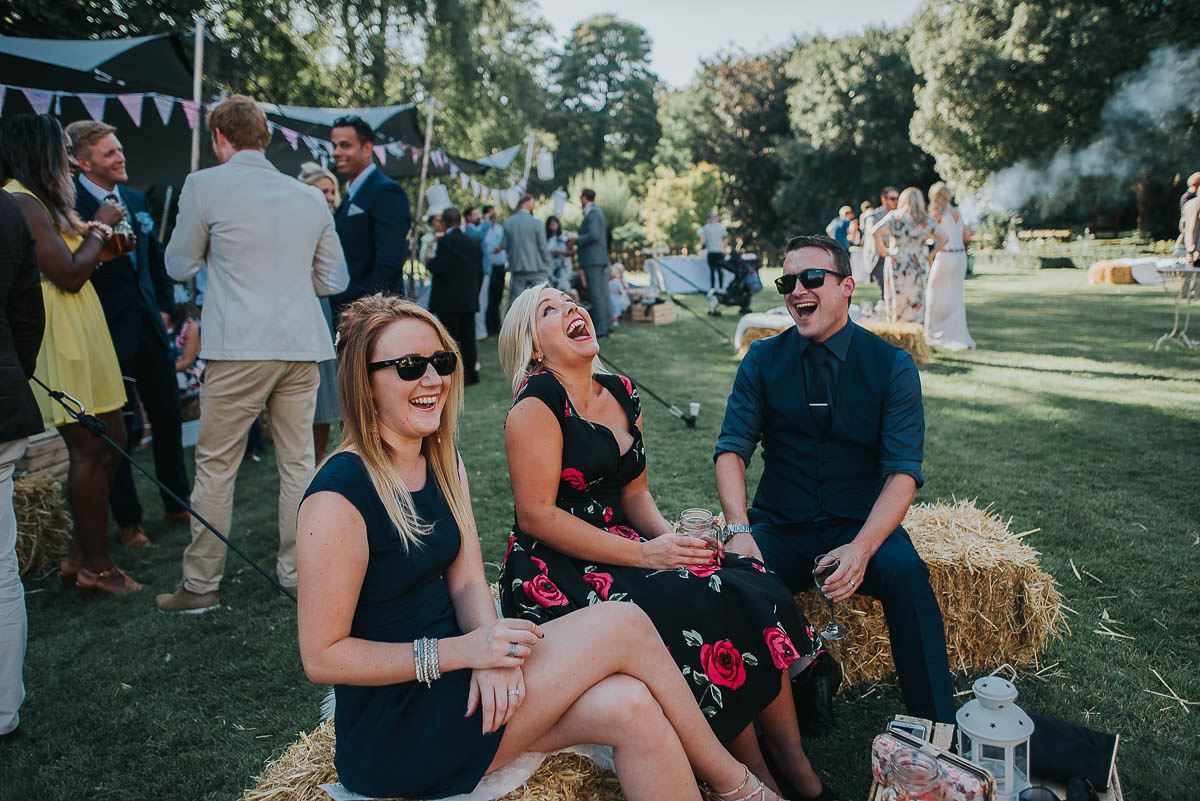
[{"xmin": 534, "ymin": 354, "xmax": 544, "ymax": 365}]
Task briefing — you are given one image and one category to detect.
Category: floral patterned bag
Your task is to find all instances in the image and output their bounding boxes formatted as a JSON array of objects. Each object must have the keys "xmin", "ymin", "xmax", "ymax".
[{"xmin": 871, "ymin": 728, "xmax": 996, "ymax": 801}]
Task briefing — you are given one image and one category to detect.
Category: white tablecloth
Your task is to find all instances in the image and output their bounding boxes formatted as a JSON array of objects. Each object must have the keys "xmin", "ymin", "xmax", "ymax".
[{"xmin": 653, "ymin": 254, "xmax": 756, "ymax": 294}]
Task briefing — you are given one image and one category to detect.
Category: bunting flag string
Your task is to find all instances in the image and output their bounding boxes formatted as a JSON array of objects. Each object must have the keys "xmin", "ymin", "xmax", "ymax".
[{"xmin": 2, "ymin": 82, "xmax": 530, "ymax": 200}]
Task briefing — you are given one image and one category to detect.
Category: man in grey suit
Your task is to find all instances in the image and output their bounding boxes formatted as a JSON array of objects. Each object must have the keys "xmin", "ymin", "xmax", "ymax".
[
  {"xmin": 576, "ymin": 187, "xmax": 611, "ymax": 337},
  {"xmin": 158, "ymin": 95, "xmax": 348, "ymax": 612},
  {"xmin": 500, "ymin": 194, "xmax": 553, "ymax": 305}
]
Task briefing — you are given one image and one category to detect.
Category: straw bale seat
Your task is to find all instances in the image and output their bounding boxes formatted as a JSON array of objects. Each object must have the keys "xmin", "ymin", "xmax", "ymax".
[
  {"xmin": 13, "ymin": 472, "xmax": 71, "ymax": 575},
  {"xmin": 796, "ymin": 499, "xmax": 1065, "ymax": 686},
  {"xmin": 242, "ymin": 719, "xmax": 623, "ymax": 801},
  {"xmin": 857, "ymin": 320, "xmax": 932, "ymax": 366},
  {"xmin": 1088, "ymin": 261, "xmax": 1135, "ymax": 285}
]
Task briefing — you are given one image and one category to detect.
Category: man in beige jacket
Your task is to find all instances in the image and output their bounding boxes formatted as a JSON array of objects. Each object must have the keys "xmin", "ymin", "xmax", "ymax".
[{"xmin": 158, "ymin": 96, "xmax": 348, "ymax": 612}]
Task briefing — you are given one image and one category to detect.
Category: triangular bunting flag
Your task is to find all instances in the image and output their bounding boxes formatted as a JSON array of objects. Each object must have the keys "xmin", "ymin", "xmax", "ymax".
[
  {"xmin": 281, "ymin": 126, "xmax": 299, "ymax": 150},
  {"xmin": 471, "ymin": 180, "xmax": 481, "ymax": 198},
  {"xmin": 153, "ymin": 94, "xmax": 174, "ymax": 125},
  {"xmin": 385, "ymin": 142, "xmax": 403, "ymax": 156},
  {"xmin": 373, "ymin": 144, "xmax": 387, "ymax": 164},
  {"xmin": 78, "ymin": 93, "xmax": 107, "ymax": 121},
  {"xmin": 21, "ymin": 88, "xmax": 55, "ymax": 116},
  {"xmin": 459, "ymin": 172, "xmax": 469, "ymax": 190},
  {"xmin": 180, "ymin": 100, "xmax": 199, "ymax": 129},
  {"xmin": 118, "ymin": 94, "xmax": 144, "ymax": 126}
]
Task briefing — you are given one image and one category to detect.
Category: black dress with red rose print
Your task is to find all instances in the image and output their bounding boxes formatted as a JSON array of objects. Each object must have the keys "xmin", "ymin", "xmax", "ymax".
[{"xmin": 499, "ymin": 371, "xmax": 822, "ymax": 745}]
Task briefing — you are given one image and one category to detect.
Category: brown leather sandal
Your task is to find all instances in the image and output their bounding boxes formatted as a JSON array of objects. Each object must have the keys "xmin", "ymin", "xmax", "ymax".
[
  {"xmin": 118, "ymin": 523, "xmax": 151, "ymax": 548},
  {"xmin": 76, "ymin": 565, "xmax": 145, "ymax": 598}
]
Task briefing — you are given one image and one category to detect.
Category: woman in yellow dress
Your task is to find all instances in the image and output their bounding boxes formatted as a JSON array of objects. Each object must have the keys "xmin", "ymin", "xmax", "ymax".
[{"xmin": 0, "ymin": 114, "xmax": 143, "ymax": 596}]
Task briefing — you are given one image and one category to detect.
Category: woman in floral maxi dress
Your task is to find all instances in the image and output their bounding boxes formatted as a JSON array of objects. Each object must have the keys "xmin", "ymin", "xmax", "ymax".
[
  {"xmin": 497, "ymin": 284, "xmax": 832, "ymax": 800},
  {"xmin": 870, "ymin": 187, "xmax": 948, "ymax": 324}
]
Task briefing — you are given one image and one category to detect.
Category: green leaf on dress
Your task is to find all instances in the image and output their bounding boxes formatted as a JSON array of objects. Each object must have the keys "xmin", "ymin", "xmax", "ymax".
[
  {"xmin": 743, "ymin": 653, "xmax": 758, "ymax": 666},
  {"xmin": 682, "ymin": 629, "xmax": 703, "ymax": 647},
  {"xmin": 710, "ymin": 685, "xmax": 724, "ymax": 706},
  {"xmin": 702, "ymin": 706, "xmax": 717, "ymax": 718}
]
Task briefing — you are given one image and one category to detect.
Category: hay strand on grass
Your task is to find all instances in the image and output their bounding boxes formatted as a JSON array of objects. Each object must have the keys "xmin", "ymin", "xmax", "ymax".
[
  {"xmin": 857, "ymin": 320, "xmax": 932, "ymax": 366},
  {"xmin": 797, "ymin": 499, "xmax": 1065, "ymax": 686},
  {"xmin": 243, "ymin": 719, "xmax": 626, "ymax": 801},
  {"xmin": 12, "ymin": 472, "xmax": 71, "ymax": 575}
]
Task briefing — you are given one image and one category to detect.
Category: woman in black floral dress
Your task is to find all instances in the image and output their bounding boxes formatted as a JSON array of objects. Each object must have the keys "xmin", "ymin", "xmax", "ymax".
[{"xmin": 498, "ymin": 285, "xmax": 830, "ymax": 800}]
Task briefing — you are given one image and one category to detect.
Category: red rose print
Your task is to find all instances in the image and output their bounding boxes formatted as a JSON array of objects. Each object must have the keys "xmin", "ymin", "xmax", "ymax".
[
  {"xmin": 686, "ymin": 564, "xmax": 720, "ymax": 578},
  {"xmin": 522, "ymin": 574, "xmax": 568, "ymax": 607},
  {"xmin": 700, "ymin": 639, "xmax": 746, "ymax": 689},
  {"xmin": 608, "ymin": 525, "xmax": 642, "ymax": 541},
  {"xmin": 750, "ymin": 561, "xmax": 766, "ymax": 573},
  {"xmin": 561, "ymin": 468, "xmax": 587, "ymax": 491},
  {"xmin": 503, "ymin": 533, "xmax": 516, "ymax": 563},
  {"xmin": 618, "ymin": 375, "xmax": 634, "ymax": 397},
  {"xmin": 564, "ymin": 399, "xmax": 572, "ymax": 417},
  {"xmin": 603, "ymin": 507, "xmax": 613, "ymax": 523},
  {"xmin": 583, "ymin": 571, "xmax": 614, "ymax": 600},
  {"xmin": 762, "ymin": 627, "xmax": 802, "ymax": 669},
  {"xmin": 530, "ymin": 556, "xmax": 549, "ymax": 575}
]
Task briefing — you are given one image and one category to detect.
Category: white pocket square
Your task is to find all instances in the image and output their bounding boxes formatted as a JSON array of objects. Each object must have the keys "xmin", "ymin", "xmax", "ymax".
[{"xmin": 347, "ymin": 203, "xmax": 365, "ymax": 217}]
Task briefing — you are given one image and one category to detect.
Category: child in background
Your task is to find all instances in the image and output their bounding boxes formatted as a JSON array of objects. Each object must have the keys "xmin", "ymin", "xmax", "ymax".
[{"xmin": 608, "ymin": 263, "xmax": 631, "ymax": 328}]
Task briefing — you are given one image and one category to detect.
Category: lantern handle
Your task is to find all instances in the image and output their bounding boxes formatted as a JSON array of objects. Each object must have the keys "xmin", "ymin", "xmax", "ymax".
[{"xmin": 989, "ymin": 663, "xmax": 1017, "ymax": 681}]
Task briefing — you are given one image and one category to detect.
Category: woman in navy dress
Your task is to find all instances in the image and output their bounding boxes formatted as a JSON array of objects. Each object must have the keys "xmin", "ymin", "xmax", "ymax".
[
  {"xmin": 497, "ymin": 285, "xmax": 830, "ymax": 800},
  {"xmin": 296, "ymin": 295, "xmax": 788, "ymax": 801}
]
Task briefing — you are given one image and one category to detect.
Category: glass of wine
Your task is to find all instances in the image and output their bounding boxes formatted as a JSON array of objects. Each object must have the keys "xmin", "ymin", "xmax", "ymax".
[{"xmin": 812, "ymin": 554, "xmax": 847, "ymax": 641}]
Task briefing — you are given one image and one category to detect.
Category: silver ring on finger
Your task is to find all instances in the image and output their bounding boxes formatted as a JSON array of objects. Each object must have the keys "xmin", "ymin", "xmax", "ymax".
[
  {"xmin": 508, "ymin": 688, "xmax": 521, "ymax": 696},
  {"xmin": 849, "ymin": 579, "xmax": 856, "ymax": 587},
  {"xmin": 507, "ymin": 642, "xmax": 518, "ymax": 658}
]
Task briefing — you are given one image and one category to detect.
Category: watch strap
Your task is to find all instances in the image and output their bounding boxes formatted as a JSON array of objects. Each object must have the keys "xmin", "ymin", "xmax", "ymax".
[{"xmin": 721, "ymin": 524, "xmax": 752, "ymax": 544}]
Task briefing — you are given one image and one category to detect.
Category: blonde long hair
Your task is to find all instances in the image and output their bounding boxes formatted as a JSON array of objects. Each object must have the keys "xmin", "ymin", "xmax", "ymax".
[
  {"xmin": 896, "ymin": 186, "xmax": 927, "ymax": 223},
  {"xmin": 498, "ymin": 282, "xmax": 606, "ymax": 396},
  {"xmin": 298, "ymin": 161, "xmax": 340, "ymax": 209},
  {"xmin": 334, "ymin": 295, "xmax": 469, "ymax": 550},
  {"xmin": 928, "ymin": 181, "xmax": 953, "ymax": 213}
]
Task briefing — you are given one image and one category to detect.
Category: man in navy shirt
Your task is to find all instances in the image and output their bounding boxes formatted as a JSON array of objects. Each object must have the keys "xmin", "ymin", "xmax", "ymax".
[{"xmin": 714, "ymin": 234, "xmax": 954, "ymax": 723}]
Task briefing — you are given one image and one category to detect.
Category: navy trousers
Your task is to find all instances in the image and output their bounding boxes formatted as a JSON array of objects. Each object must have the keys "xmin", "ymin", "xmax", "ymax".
[
  {"xmin": 752, "ymin": 515, "xmax": 956, "ymax": 723},
  {"xmin": 110, "ymin": 318, "xmax": 190, "ymax": 526}
]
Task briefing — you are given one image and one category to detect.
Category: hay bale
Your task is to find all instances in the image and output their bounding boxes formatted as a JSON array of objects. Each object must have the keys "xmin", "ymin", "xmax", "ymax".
[
  {"xmin": 243, "ymin": 719, "xmax": 625, "ymax": 801},
  {"xmin": 737, "ymin": 326, "xmax": 788, "ymax": 358},
  {"xmin": 12, "ymin": 472, "xmax": 71, "ymax": 575},
  {"xmin": 858, "ymin": 320, "xmax": 932, "ymax": 366},
  {"xmin": 1088, "ymin": 261, "xmax": 1135, "ymax": 284},
  {"xmin": 797, "ymin": 499, "xmax": 1065, "ymax": 686}
]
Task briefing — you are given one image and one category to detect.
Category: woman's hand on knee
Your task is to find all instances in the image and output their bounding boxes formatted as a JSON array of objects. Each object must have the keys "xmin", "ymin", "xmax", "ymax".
[
  {"xmin": 467, "ymin": 666, "xmax": 525, "ymax": 734},
  {"xmin": 455, "ymin": 618, "xmax": 542, "ymax": 671}
]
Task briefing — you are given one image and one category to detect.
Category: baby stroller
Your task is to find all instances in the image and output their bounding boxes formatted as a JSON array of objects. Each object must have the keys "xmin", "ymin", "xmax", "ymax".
[{"xmin": 707, "ymin": 251, "xmax": 761, "ymax": 315}]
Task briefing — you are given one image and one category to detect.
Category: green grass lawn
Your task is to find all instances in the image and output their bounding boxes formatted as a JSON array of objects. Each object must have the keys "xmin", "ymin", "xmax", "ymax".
[{"xmin": 4, "ymin": 269, "xmax": 1197, "ymax": 799}]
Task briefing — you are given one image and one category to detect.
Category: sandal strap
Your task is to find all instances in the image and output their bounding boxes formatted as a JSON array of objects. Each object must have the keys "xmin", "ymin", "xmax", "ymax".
[{"xmin": 705, "ymin": 766, "xmax": 753, "ymax": 801}]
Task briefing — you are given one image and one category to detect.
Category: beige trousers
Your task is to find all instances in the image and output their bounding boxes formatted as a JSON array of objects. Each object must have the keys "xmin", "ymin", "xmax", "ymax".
[{"xmin": 181, "ymin": 360, "xmax": 318, "ymax": 594}]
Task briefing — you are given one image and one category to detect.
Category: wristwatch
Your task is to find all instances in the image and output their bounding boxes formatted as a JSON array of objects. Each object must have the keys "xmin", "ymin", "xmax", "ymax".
[{"xmin": 720, "ymin": 524, "xmax": 752, "ymax": 545}]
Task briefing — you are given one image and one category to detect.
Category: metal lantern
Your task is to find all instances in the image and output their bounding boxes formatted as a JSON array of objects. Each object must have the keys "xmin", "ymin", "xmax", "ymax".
[{"xmin": 956, "ymin": 666, "xmax": 1034, "ymax": 801}]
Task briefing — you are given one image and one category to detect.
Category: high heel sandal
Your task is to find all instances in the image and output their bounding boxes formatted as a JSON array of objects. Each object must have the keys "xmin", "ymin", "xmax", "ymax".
[
  {"xmin": 76, "ymin": 565, "xmax": 145, "ymax": 598},
  {"xmin": 59, "ymin": 557, "xmax": 81, "ymax": 588},
  {"xmin": 704, "ymin": 765, "xmax": 789, "ymax": 801}
]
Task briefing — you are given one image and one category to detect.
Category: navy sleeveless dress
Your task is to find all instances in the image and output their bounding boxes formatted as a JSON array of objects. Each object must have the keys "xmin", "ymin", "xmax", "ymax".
[
  {"xmin": 303, "ymin": 452, "xmax": 502, "ymax": 799},
  {"xmin": 499, "ymin": 372, "xmax": 822, "ymax": 745}
]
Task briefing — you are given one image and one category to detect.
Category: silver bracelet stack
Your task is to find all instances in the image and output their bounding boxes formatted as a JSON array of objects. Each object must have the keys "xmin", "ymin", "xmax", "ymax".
[{"xmin": 413, "ymin": 637, "xmax": 441, "ymax": 688}]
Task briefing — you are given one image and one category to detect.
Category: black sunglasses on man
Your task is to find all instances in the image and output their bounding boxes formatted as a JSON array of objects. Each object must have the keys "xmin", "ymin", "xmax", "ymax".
[{"xmin": 775, "ymin": 269, "xmax": 847, "ymax": 295}]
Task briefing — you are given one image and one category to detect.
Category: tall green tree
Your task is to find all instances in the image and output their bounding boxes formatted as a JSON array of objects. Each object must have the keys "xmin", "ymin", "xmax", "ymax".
[
  {"xmin": 692, "ymin": 48, "xmax": 793, "ymax": 252},
  {"xmin": 653, "ymin": 88, "xmax": 705, "ymax": 173},
  {"xmin": 908, "ymin": 0, "xmax": 1190, "ymax": 190},
  {"xmin": 545, "ymin": 15, "xmax": 661, "ymax": 180},
  {"xmin": 775, "ymin": 29, "xmax": 937, "ymax": 234}
]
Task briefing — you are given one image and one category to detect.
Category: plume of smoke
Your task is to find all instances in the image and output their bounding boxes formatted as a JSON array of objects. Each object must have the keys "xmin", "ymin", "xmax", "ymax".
[{"xmin": 961, "ymin": 45, "xmax": 1200, "ymax": 225}]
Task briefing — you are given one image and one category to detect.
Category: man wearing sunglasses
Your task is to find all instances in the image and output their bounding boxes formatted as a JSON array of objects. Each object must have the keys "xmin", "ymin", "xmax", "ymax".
[
  {"xmin": 329, "ymin": 115, "xmax": 412, "ymax": 316},
  {"xmin": 860, "ymin": 186, "xmax": 899, "ymax": 296},
  {"xmin": 714, "ymin": 234, "xmax": 954, "ymax": 724}
]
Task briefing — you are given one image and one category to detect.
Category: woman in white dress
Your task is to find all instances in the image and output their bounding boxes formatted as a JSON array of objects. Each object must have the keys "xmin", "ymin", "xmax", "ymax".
[{"xmin": 923, "ymin": 183, "xmax": 976, "ymax": 350}]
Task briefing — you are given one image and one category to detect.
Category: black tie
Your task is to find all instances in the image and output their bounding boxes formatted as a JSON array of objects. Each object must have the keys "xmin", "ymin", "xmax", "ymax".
[
  {"xmin": 104, "ymin": 193, "xmax": 118, "ymax": 204},
  {"xmin": 806, "ymin": 343, "xmax": 833, "ymax": 432}
]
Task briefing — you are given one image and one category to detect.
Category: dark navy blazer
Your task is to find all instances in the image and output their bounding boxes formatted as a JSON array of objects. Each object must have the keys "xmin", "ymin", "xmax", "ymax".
[
  {"xmin": 73, "ymin": 177, "xmax": 174, "ymax": 368},
  {"xmin": 331, "ymin": 167, "xmax": 411, "ymax": 313},
  {"xmin": 715, "ymin": 321, "xmax": 924, "ymax": 526}
]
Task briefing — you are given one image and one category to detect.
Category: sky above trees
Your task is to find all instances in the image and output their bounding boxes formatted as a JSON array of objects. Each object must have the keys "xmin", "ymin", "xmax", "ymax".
[{"xmin": 534, "ymin": 0, "xmax": 925, "ymax": 87}]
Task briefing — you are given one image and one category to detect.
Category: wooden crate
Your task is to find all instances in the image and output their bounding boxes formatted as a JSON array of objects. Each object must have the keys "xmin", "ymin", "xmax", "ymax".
[
  {"xmin": 630, "ymin": 300, "xmax": 676, "ymax": 325},
  {"xmin": 15, "ymin": 429, "xmax": 69, "ymax": 483}
]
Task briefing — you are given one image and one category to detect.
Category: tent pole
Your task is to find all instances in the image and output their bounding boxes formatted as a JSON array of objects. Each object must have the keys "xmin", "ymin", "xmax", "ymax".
[
  {"xmin": 189, "ymin": 17, "xmax": 205, "ymax": 173},
  {"xmin": 408, "ymin": 95, "xmax": 436, "ymax": 296}
]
